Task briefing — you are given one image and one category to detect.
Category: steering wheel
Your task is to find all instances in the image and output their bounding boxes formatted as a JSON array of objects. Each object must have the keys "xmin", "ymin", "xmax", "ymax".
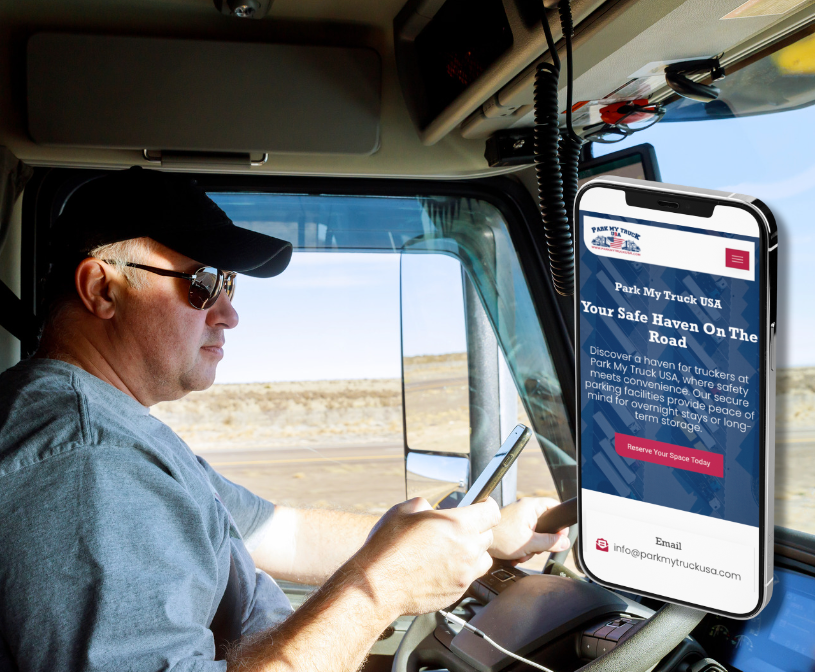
[{"xmin": 392, "ymin": 498, "xmax": 705, "ymax": 672}]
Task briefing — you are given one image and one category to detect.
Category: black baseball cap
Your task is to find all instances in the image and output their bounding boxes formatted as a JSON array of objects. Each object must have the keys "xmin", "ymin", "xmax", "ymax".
[{"xmin": 50, "ymin": 166, "xmax": 292, "ymax": 277}]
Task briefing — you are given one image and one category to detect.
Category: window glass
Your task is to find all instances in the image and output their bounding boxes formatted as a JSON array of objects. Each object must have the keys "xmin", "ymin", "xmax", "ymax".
[
  {"xmin": 592, "ymin": 99, "xmax": 815, "ymax": 536},
  {"xmin": 663, "ymin": 30, "xmax": 815, "ymax": 122},
  {"xmin": 152, "ymin": 252, "xmax": 407, "ymax": 515},
  {"xmin": 152, "ymin": 193, "xmax": 574, "ymax": 514},
  {"xmin": 400, "ymin": 253, "xmax": 470, "ymax": 456},
  {"xmin": 402, "ymin": 196, "xmax": 575, "ymax": 498}
]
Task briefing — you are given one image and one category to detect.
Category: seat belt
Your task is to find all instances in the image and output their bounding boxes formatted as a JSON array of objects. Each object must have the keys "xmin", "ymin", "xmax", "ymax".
[{"xmin": 210, "ymin": 553, "xmax": 243, "ymax": 660}]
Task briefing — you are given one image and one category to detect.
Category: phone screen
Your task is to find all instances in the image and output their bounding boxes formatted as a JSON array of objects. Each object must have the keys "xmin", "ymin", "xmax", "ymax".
[{"xmin": 576, "ymin": 184, "xmax": 768, "ymax": 616}]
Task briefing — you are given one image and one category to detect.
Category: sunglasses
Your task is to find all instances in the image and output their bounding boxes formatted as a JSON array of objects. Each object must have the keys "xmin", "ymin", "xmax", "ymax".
[{"xmin": 105, "ymin": 261, "xmax": 237, "ymax": 310}]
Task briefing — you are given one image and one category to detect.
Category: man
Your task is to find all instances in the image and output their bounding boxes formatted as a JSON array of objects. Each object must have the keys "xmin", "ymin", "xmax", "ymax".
[{"xmin": 0, "ymin": 167, "xmax": 570, "ymax": 671}]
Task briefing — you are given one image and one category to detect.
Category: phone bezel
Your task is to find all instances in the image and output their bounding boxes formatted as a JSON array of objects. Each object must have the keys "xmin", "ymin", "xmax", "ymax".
[{"xmin": 574, "ymin": 176, "xmax": 776, "ymax": 619}]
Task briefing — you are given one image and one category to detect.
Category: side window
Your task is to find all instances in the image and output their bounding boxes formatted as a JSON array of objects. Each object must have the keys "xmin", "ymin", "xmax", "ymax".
[
  {"xmin": 401, "ymin": 253, "xmax": 470, "ymax": 457},
  {"xmin": 153, "ymin": 251, "xmax": 409, "ymax": 516},
  {"xmin": 153, "ymin": 192, "xmax": 574, "ymax": 533},
  {"xmin": 401, "ymin": 252, "xmax": 561, "ymax": 512},
  {"xmin": 0, "ymin": 190, "xmax": 22, "ymax": 373}
]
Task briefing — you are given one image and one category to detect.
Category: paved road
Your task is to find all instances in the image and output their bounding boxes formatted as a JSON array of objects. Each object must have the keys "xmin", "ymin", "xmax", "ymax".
[
  {"xmin": 199, "ymin": 443, "xmax": 407, "ymax": 513},
  {"xmin": 198, "ymin": 428, "xmax": 815, "ymax": 533},
  {"xmin": 195, "ymin": 430, "xmax": 814, "ymax": 585},
  {"xmin": 404, "ymin": 376, "xmax": 468, "ymax": 392},
  {"xmin": 199, "ymin": 440, "xmax": 558, "ymax": 514},
  {"xmin": 202, "ymin": 442, "xmax": 405, "ymax": 468}
]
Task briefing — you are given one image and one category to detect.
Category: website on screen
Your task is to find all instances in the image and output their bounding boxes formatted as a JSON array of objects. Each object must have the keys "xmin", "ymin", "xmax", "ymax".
[{"xmin": 578, "ymin": 188, "xmax": 763, "ymax": 615}]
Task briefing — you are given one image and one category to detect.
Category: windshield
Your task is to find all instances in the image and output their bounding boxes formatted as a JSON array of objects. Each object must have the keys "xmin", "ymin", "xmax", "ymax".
[
  {"xmin": 155, "ymin": 192, "xmax": 575, "ymax": 500},
  {"xmin": 590, "ymin": 101, "xmax": 815, "ymax": 539},
  {"xmin": 663, "ymin": 30, "xmax": 815, "ymax": 122}
]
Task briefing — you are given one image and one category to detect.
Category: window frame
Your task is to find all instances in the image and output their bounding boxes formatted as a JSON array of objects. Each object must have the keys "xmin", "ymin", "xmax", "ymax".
[{"xmin": 21, "ymin": 168, "xmax": 577, "ymax": 473}]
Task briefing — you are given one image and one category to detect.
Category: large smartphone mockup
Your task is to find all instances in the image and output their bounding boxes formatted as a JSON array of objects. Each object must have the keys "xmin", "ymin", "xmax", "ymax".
[{"xmin": 575, "ymin": 176, "xmax": 777, "ymax": 618}]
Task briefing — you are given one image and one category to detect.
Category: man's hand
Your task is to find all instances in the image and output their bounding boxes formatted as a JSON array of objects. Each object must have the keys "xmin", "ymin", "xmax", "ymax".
[
  {"xmin": 488, "ymin": 497, "xmax": 571, "ymax": 563},
  {"xmin": 353, "ymin": 496, "xmax": 502, "ymax": 617},
  {"xmin": 228, "ymin": 498, "xmax": 500, "ymax": 670}
]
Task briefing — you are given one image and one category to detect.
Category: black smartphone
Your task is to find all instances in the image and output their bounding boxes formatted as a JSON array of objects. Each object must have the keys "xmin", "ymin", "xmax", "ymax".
[
  {"xmin": 457, "ymin": 424, "xmax": 531, "ymax": 507},
  {"xmin": 575, "ymin": 176, "xmax": 776, "ymax": 619}
]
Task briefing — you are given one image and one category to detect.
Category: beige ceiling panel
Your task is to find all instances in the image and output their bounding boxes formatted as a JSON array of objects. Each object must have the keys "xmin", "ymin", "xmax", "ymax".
[{"xmin": 0, "ymin": 0, "xmax": 502, "ymax": 177}]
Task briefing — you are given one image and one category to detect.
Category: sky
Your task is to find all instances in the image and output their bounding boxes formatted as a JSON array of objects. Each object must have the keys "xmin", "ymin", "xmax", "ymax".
[
  {"xmin": 214, "ymin": 103, "xmax": 815, "ymax": 384},
  {"xmin": 591, "ymin": 105, "xmax": 815, "ymax": 372},
  {"xmin": 215, "ymin": 253, "xmax": 401, "ymax": 383},
  {"xmin": 400, "ymin": 253, "xmax": 467, "ymax": 359},
  {"xmin": 215, "ymin": 252, "xmax": 467, "ymax": 384}
]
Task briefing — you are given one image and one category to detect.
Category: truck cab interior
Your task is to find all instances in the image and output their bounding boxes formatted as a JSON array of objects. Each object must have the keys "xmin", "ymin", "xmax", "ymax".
[{"xmin": 2, "ymin": 0, "xmax": 815, "ymax": 671}]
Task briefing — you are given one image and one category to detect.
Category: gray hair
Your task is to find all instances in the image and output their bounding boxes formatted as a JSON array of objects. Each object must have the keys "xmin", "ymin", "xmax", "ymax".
[
  {"xmin": 38, "ymin": 237, "xmax": 156, "ymax": 339},
  {"xmin": 88, "ymin": 237, "xmax": 155, "ymax": 290}
]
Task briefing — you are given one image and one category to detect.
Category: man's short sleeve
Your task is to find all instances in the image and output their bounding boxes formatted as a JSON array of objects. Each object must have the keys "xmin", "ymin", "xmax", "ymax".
[
  {"xmin": 0, "ymin": 444, "xmax": 230, "ymax": 672},
  {"xmin": 195, "ymin": 456, "xmax": 275, "ymax": 543}
]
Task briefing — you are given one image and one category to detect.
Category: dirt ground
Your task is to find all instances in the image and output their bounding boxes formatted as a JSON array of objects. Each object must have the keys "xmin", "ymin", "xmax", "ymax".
[
  {"xmin": 152, "ymin": 377, "xmax": 405, "ymax": 453},
  {"xmin": 402, "ymin": 352, "xmax": 470, "ymax": 455},
  {"xmin": 775, "ymin": 368, "xmax": 815, "ymax": 533},
  {"xmin": 151, "ymin": 360, "xmax": 815, "ymax": 550},
  {"xmin": 152, "ymin": 353, "xmax": 560, "ymax": 511}
]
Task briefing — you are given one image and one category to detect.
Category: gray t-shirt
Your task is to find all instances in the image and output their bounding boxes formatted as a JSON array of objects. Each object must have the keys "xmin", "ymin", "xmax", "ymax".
[{"xmin": 0, "ymin": 359, "xmax": 294, "ymax": 671}]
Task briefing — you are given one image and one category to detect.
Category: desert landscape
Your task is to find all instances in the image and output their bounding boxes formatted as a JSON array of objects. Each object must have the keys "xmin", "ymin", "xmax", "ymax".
[
  {"xmin": 775, "ymin": 367, "xmax": 815, "ymax": 533},
  {"xmin": 152, "ymin": 353, "xmax": 560, "ymax": 514},
  {"xmin": 151, "ymin": 358, "xmax": 815, "ymax": 543}
]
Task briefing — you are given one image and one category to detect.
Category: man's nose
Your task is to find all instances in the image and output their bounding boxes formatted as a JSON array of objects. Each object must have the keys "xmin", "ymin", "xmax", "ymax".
[{"xmin": 207, "ymin": 289, "xmax": 239, "ymax": 329}]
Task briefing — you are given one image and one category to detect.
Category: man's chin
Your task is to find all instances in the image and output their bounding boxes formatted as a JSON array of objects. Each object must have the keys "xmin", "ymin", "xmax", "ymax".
[{"xmin": 178, "ymin": 363, "xmax": 219, "ymax": 396}]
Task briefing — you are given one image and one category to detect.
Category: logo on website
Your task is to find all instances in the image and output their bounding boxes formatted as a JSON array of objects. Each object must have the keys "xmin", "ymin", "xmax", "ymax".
[
  {"xmin": 596, "ymin": 538, "xmax": 609, "ymax": 552},
  {"xmin": 590, "ymin": 226, "xmax": 641, "ymax": 256}
]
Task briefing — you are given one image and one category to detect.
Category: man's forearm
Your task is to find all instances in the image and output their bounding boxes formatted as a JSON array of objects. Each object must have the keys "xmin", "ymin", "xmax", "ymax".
[
  {"xmin": 227, "ymin": 557, "xmax": 397, "ymax": 672},
  {"xmin": 251, "ymin": 506, "xmax": 379, "ymax": 584},
  {"xmin": 236, "ymin": 496, "xmax": 504, "ymax": 671}
]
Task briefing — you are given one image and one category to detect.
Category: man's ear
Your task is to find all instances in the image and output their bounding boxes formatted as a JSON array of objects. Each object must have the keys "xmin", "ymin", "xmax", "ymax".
[{"xmin": 74, "ymin": 258, "xmax": 119, "ymax": 319}]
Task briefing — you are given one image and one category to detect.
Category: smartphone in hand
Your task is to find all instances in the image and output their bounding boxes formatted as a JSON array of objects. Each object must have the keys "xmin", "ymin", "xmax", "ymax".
[{"xmin": 458, "ymin": 424, "xmax": 531, "ymax": 508}]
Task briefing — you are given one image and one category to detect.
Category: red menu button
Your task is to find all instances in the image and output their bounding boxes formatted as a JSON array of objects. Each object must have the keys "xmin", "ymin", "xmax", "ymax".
[{"xmin": 725, "ymin": 248, "xmax": 750, "ymax": 271}]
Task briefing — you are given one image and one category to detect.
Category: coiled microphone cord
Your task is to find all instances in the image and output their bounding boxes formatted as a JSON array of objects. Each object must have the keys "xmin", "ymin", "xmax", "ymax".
[
  {"xmin": 534, "ymin": 0, "xmax": 582, "ymax": 297},
  {"xmin": 534, "ymin": 61, "xmax": 571, "ymax": 297},
  {"xmin": 558, "ymin": 0, "xmax": 584, "ymax": 255}
]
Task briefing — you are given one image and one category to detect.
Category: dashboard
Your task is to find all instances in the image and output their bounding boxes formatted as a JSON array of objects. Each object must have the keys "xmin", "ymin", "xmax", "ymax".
[{"xmin": 691, "ymin": 567, "xmax": 815, "ymax": 672}]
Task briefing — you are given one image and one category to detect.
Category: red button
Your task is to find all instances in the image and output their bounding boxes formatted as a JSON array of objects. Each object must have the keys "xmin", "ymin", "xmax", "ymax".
[
  {"xmin": 725, "ymin": 248, "xmax": 749, "ymax": 270},
  {"xmin": 615, "ymin": 433, "xmax": 723, "ymax": 477}
]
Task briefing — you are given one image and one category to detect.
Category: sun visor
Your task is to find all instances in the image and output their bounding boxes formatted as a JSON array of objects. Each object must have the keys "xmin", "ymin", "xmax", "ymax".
[{"xmin": 26, "ymin": 33, "xmax": 381, "ymax": 156}]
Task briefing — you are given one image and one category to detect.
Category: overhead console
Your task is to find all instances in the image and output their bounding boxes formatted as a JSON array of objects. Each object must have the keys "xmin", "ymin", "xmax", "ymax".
[
  {"xmin": 394, "ymin": 0, "xmax": 608, "ymax": 145},
  {"xmin": 394, "ymin": 0, "xmax": 515, "ymax": 133},
  {"xmin": 395, "ymin": 0, "xmax": 815, "ymax": 147}
]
